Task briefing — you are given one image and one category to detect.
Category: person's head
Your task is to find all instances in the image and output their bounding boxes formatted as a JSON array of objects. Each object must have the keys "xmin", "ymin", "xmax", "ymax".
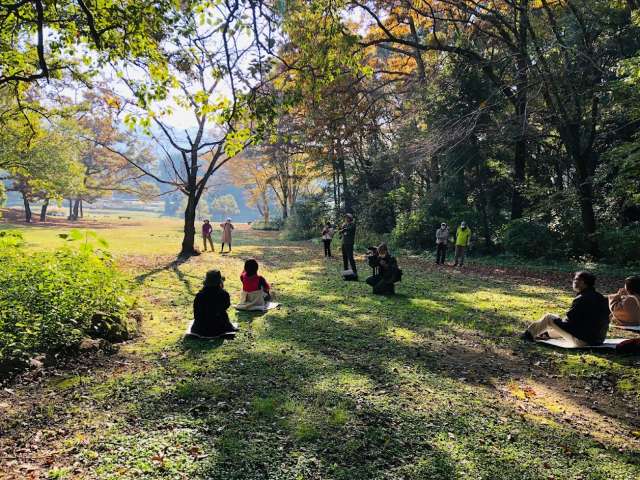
[
  {"xmin": 244, "ymin": 258, "xmax": 259, "ymax": 276},
  {"xmin": 460, "ymin": 221, "xmax": 467, "ymax": 229},
  {"xmin": 326, "ymin": 221, "xmax": 331, "ymax": 227},
  {"xmin": 377, "ymin": 243, "xmax": 389, "ymax": 257},
  {"xmin": 226, "ymin": 217, "xmax": 232, "ymax": 222},
  {"xmin": 204, "ymin": 269, "xmax": 224, "ymax": 288},
  {"xmin": 441, "ymin": 222, "xmax": 447, "ymax": 229},
  {"xmin": 572, "ymin": 271, "xmax": 596, "ymax": 292},
  {"xmin": 625, "ymin": 275, "xmax": 640, "ymax": 295},
  {"xmin": 345, "ymin": 213, "xmax": 354, "ymax": 223},
  {"xmin": 204, "ymin": 219, "xmax": 210, "ymax": 224}
]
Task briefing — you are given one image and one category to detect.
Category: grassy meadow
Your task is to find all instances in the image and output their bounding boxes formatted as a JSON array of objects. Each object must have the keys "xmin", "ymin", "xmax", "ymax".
[{"xmin": 1, "ymin": 213, "xmax": 639, "ymax": 479}]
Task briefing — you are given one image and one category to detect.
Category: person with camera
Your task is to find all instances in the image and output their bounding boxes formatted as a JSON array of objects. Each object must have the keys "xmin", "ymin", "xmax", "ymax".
[
  {"xmin": 366, "ymin": 243, "xmax": 400, "ymax": 295},
  {"xmin": 338, "ymin": 213, "xmax": 358, "ymax": 279}
]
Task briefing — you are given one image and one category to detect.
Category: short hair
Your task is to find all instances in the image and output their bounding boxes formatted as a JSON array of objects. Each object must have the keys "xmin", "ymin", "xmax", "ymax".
[
  {"xmin": 377, "ymin": 243, "xmax": 389, "ymax": 254},
  {"xmin": 575, "ymin": 271, "xmax": 596, "ymax": 288},
  {"xmin": 625, "ymin": 275, "xmax": 640, "ymax": 295},
  {"xmin": 244, "ymin": 258, "xmax": 259, "ymax": 276},
  {"xmin": 204, "ymin": 269, "xmax": 223, "ymax": 287}
]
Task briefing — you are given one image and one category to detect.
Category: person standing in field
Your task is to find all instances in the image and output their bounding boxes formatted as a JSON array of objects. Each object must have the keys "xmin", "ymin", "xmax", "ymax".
[
  {"xmin": 338, "ymin": 213, "xmax": 357, "ymax": 279},
  {"xmin": 435, "ymin": 222, "xmax": 449, "ymax": 265},
  {"xmin": 220, "ymin": 218, "xmax": 234, "ymax": 253},
  {"xmin": 321, "ymin": 222, "xmax": 334, "ymax": 258},
  {"xmin": 202, "ymin": 219, "xmax": 214, "ymax": 252},
  {"xmin": 453, "ymin": 221, "xmax": 471, "ymax": 267}
]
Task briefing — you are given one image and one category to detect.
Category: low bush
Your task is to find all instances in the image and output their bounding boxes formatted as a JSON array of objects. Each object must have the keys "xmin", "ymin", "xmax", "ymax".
[
  {"xmin": 598, "ymin": 224, "xmax": 640, "ymax": 265},
  {"xmin": 251, "ymin": 219, "xmax": 283, "ymax": 231},
  {"xmin": 389, "ymin": 211, "xmax": 433, "ymax": 251},
  {"xmin": 498, "ymin": 219, "xmax": 560, "ymax": 259},
  {"xmin": 282, "ymin": 196, "xmax": 330, "ymax": 241},
  {"xmin": 0, "ymin": 230, "xmax": 132, "ymax": 376}
]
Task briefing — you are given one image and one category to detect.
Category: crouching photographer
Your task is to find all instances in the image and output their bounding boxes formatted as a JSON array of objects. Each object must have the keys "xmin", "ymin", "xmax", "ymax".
[{"xmin": 366, "ymin": 243, "xmax": 402, "ymax": 295}]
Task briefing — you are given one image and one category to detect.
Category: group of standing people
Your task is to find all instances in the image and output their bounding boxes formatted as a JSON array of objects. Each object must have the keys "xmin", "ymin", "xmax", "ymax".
[
  {"xmin": 202, "ymin": 219, "xmax": 234, "ymax": 253},
  {"xmin": 435, "ymin": 221, "xmax": 472, "ymax": 267}
]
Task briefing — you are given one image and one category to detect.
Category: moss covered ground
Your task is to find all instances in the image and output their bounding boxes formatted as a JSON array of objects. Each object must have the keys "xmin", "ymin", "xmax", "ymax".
[{"xmin": 1, "ymin": 216, "xmax": 639, "ymax": 479}]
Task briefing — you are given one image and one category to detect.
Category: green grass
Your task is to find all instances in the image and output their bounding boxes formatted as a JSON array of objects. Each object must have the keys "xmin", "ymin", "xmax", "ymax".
[{"xmin": 1, "ymin": 218, "xmax": 639, "ymax": 479}]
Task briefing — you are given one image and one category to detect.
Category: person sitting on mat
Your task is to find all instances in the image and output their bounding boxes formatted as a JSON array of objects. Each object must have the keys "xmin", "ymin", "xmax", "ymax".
[
  {"xmin": 521, "ymin": 271, "xmax": 609, "ymax": 346},
  {"xmin": 366, "ymin": 243, "xmax": 400, "ymax": 295},
  {"xmin": 190, "ymin": 270, "xmax": 237, "ymax": 337},
  {"xmin": 609, "ymin": 275, "xmax": 640, "ymax": 327},
  {"xmin": 236, "ymin": 258, "xmax": 271, "ymax": 310}
]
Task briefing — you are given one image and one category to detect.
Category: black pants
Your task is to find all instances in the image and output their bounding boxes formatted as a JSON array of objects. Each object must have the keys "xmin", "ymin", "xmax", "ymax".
[
  {"xmin": 342, "ymin": 243, "xmax": 357, "ymax": 274},
  {"xmin": 436, "ymin": 243, "xmax": 447, "ymax": 264},
  {"xmin": 366, "ymin": 274, "xmax": 395, "ymax": 294},
  {"xmin": 323, "ymin": 239, "xmax": 332, "ymax": 257}
]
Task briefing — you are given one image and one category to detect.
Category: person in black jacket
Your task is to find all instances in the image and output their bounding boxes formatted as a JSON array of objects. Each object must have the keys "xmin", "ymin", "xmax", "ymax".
[
  {"xmin": 522, "ymin": 271, "xmax": 610, "ymax": 346},
  {"xmin": 366, "ymin": 243, "xmax": 399, "ymax": 295},
  {"xmin": 190, "ymin": 270, "xmax": 238, "ymax": 337},
  {"xmin": 338, "ymin": 213, "xmax": 358, "ymax": 279}
]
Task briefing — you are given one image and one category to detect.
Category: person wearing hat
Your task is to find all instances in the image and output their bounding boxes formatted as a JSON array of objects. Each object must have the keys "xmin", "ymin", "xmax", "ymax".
[
  {"xmin": 220, "ymin": 218, "xmax": 234, "ymax": 253},
  {"xmin": 435, "ymin": 222, "xmax": 450, "ymax": 265},
  {"xmin": 338, "ymin": 213, "xmax": 358, "ymax": 279},
  {"xmin": 190, "ymin": 270, "xmax": 237, "ymax": 337},
  {"xmin": 453, "ymin": 221, "xmax": 472, "ymax": 267}
]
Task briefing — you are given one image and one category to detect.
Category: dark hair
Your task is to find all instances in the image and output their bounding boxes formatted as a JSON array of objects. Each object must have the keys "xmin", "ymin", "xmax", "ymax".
[
  {"xmin": 625, "ymin": 275, "xmax": 640, "ymax": 295},
  {"xmin": 575, "ymin": 271, "xmax": 596, "ymax": 288},
  {"xmin": 244, "ymin": 258, "xmax": 259, "ymax": 276},
  {"xmin": 204, "ymin": 269, "xmax": 223, "ymax": 287}
]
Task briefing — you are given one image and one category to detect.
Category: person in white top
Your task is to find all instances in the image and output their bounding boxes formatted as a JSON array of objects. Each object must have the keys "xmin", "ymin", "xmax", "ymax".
[{"xmin": 321, "ymin": 222, "xmax": 335, "ymax": 257}]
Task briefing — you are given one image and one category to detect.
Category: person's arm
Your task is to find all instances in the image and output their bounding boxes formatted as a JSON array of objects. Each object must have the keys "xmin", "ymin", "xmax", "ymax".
[
  {"xmin": 259, "ymin": 276, "xmax": 270, "ymax": 292},
  {"xmin": 609, "ymin": 293, "xmax": 623, "ymax": 313},
  {"xmin": 222, "ymin": 290, "xmax": 231, "ymax": 310},
  {"xmin": 466, "ymin": 229, "xmax": 472, "ymax": 246}
]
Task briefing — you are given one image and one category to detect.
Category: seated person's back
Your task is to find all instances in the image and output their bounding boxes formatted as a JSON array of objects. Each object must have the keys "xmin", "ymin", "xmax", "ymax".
[
  {"xmin": 563, "ymin": 280, "xmax": 610, "ymax": 345},
  {"xmin": 240, "ymin": 259, "xmax": 270, "ymax": 294},
  {"xmin": 609, "ymin": 275, "xmax": 640, "ymax": 326},
  {"xmin": 192, "ymin": 270, "xmax": 235, "ymax": 337}
]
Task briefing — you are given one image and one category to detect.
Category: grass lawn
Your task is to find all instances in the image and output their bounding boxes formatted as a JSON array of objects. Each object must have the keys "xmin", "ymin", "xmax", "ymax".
[{"xmin": 1, "ymin": 217, "xmax": 639, "ymax": 479}]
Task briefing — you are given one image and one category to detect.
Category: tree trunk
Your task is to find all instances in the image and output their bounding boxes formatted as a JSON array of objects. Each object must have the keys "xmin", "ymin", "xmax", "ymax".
[
  {"xmin": 71, "ymin": 199, "xmax": 80, "ymax": 220},
  {"xmin": 68, "ymin": 198, "xmax": 73, "ymax": 219},
  {"xmin": 40, "ymin": 198, "xmax": 49, "ymax": 222},
  {"xmin": 511, "ymin": 3, "xmax": 529, "ymax": 220},
  {"xmin": 338, "ymin": 155, "xmax": 351, "ymax": 213},
  {"xmin": 574, "ymin": 153, "xmax": 599, "ymax": 257},
  {"xmin": 80, "ymin": 199, "xmax": 83, "ymax": 218},
  {"xmin": 22, "ymin": 191, "xmax": 32, "ymax": 223},
  {"xmin": 180, "ymin": 190, "xmax": 198, "ymax": 257}
]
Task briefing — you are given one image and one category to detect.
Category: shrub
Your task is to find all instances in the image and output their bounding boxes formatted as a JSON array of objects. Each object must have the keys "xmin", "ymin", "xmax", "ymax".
[
  {"xmin": 499, "ymin": 219, "xmax": 559, "ymax": 259},
  {"xmin": 0, "ymin": 231, "xmax": 130, "ymax": 376},
  {"xmin": 282, "ymin": 196, "xmax": 330, "ymax": 241},
  {"xmin": 597, "ymin": 224, "xmax": 640, "ymax": 265},
  {"xmin": 251, "ymin": 219, "xmax": 283, "ymax": 231},
  {"xmin": 389, "ymin": 210, "xmax": 433, "ymax": 251}
]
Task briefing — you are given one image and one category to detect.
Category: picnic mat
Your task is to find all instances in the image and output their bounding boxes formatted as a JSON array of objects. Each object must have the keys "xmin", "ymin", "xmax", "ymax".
[
  {"xmin": 234, "ymin": 301, "xmax": 280, "ymax": 312},
  {"xmin": 184, "ymin": 321, "xmax": 237, "ymax": 339},
  {"xmin": 537, "ymin": 338, "xmax": 626, "ymax": 349},
  {"xmin": 611, "ymin": 324, "xmax": 640, "ymax": 332}
]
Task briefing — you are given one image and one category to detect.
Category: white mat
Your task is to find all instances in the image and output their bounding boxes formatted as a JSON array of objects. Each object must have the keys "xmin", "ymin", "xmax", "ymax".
[
  {"xmin": 234, "ymin": 301, "xmax": 280, "ymax": 312},
  {"xmin": 537, "ymin": 338, "xmax": 626, "ymax": 349},
  {"xmin": 611, "ymin": 324, "xmax": 640, "ymax": 332},
  {"xmin": 184, "ymin": 321, "xmax": 237, "ymax": 339}
]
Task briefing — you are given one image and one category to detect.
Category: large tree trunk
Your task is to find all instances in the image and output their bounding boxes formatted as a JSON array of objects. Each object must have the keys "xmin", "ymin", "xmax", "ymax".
[
  {"xmin": 71, "ymin": 199, "xmax": 80, "ymax": 220},
  {"xmin": 574, "ymin": 153, "xmax": 599, "ymax": 257},
  {"xmin": 22, "ymin": 191, "xmax": 32, "ymax": 223},
  {"xmin": 40, "ymin": 198, "xmax": 49, "ymax": 222},
  {"xmin": 511, "ymin": 2, "xmax": 529, "ymax": 220},
  {"xmin": 180, "ymin": 189, "xmax": 198, "ymax": 257}
]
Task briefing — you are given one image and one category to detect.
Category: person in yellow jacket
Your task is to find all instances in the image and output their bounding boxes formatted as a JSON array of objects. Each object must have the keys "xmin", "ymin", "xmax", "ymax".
[{"xmin": 453, "ymin": 221, "xmax": 472, "ymax": 267}]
